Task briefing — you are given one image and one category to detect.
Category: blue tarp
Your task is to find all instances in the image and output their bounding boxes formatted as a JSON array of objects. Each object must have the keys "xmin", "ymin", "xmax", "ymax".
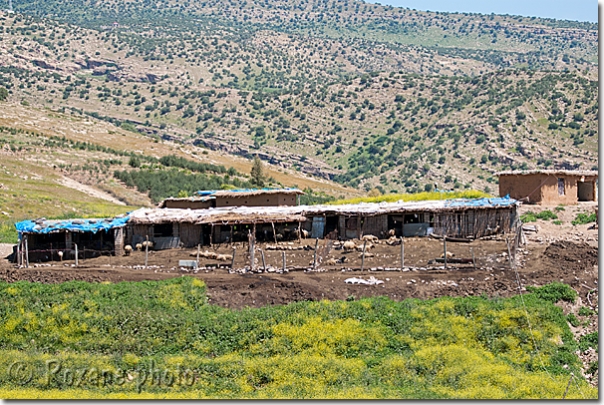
[
  {"xmin": 444, "ymin": 195, "xmax": 517, "ymax": 208},
  {"xmin": 15, "ymin": 216, "xmax": 130, "ymax": 235}
]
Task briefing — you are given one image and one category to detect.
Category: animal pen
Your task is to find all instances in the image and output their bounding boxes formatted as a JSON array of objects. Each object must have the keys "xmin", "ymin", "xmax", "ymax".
[
  {"xmin": 13, "ymin": 216, "xmax": 129, "ymax": 266},
  {"xmin": 128, "ymin": 196, "xmax": 520, "ymax": 247}
]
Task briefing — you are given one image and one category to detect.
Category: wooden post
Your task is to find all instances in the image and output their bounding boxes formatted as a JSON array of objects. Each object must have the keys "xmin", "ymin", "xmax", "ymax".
[
  {"xmin": 25, "ymin": 236, "xmax": 29, "ymax": 268},
  {"xmin": 196, "ymin": 244, "xmax": 200, "ymax": 269},
  {"xmin": 261, "ymin": 249, "xmax": 266, "ymax": 272},
  {"xmin": 210, "ymin": 224, "xmax": 214, "ymax": 248},
  {"xmin": 249, "ymin": 231, "xmax": 255, "ymax": 272},
  {"xmin": 471, "ymin": 247, "xmax": 476, "ymax": 269},
  {"xmin": 144, "ymin": 235, "xmax": 149, "ymax": 268},
  {"xmin": 282, "ymin": 251, "xmax": 286, "ymax": 272},
  {"xmin": 312, "ymin": 238, "xmax": 319, "ymax": 270},
  {"xmin": 74, "ymin": 243, "xmax": 78, "ymax": 267},
  {"xmin": 361, "ymin": 240, "xmax": 367, "ymax": 272},
  {"xmin": 443, "ymin": 235, "xmax": 447, "ymax": 269},
  {"xmin": 297, "ymin": 221, "xmax": 302, "ymax": 243},
  {"xmin": 400, "ymin": 236, "xmax": 404, "ymax": 270},
  {"xmin": 271, "ymin": 222, "xmax": 277, "ymax": 244},
  {"xmin": 230, "ymin": 247, "xmax": 236, "ymax": 273}
]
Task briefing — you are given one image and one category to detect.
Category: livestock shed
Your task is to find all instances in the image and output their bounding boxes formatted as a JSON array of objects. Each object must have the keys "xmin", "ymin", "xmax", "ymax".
[
  {"xmin": 127, "ymin": 206, "xmax": 307, "ymax": 248},
  {"xmin": 126, "ymin": 196, "xmax": 519, "ymax": 248},
  {"xmin": 13, "ymin": 215, "xmax": 129, "ymax": 265},
  {"xmin": 498, "ymin": 170, "xmax": 598, "ymax": 205},
  {"xmin": 298, "ymin": 196, "xmax": 519, "ymax": 240},
  {"xmin": 198, "ymin": 188, "xmax": 304, "ymax": 208}
]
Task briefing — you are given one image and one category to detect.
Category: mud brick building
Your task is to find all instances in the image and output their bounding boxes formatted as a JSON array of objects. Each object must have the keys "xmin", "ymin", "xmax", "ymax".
[{"xmin": 497, "ymin": 170, "xmax": 598, "ymax": 205}]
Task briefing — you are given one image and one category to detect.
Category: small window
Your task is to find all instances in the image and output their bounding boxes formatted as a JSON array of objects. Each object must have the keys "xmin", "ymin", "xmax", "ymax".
[{"xmin": 558, "ymin": 178, "xmax": 565, "ymax": 196}]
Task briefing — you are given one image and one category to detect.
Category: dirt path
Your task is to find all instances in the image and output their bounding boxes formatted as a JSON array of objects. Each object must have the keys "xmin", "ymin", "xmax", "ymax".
[{"xmin": 57, "ymin": 176, "xmax": 126, "ymax": 206}]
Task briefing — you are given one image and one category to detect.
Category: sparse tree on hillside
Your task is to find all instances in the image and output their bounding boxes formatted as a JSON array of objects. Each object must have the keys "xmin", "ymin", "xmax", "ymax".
[
  {"xmin": 251, "ymin": 156, "xmax": 266, "ymax": 188},
  {"xmin": 0, "ymin": 87, "xmax": 8, "ymax": 102}
]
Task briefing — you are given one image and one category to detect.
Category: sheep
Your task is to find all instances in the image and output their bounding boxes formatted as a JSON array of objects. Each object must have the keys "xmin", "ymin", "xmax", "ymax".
[
  {"xmin": 386, "ymin": 236, "xmax": 401, "ymax": 246},
  {"xmin": 135, "ymin": 243, "xmax": 143, "ymax": 251},
  {"xmin": 388, "ymin": 229, "xmax": 396, "ymax": 237},
  {"xmin": 325, "ymin": 257, "xmax": 339, "ymax": 266},
  {"xmin": 57, "ymin": 251, "xmax": 63, "ymax": 261},
  {"xmin": 356, "ymin": 242, "xmax": 373, "ymax": 251},
  {"xmin": 440, "ymin": 251, "xmax": 455, "ymax": 259},
  {"xmin": 124, "ymin": 245, "xmax": 132, "ymax": 256},
  {"xmin": 342, "ymin": 240, "xmax": 357, "ymax": 251},
  {"xmin": 362, "ymin": 234, "xmax": 378, "ymax": 242},
  {"xmin": 301, "ymin": 229, "xmax": 310, "ymax": 238},
  {"xmin": 141, "ymin": 241, "xmax": 154, "ymax": 249}
]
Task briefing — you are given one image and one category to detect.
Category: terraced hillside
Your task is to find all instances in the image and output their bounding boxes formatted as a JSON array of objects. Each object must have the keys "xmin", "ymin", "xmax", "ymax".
[{"xmin": 0, "ymin": 1, "xmax": 598, "ymax": 197}]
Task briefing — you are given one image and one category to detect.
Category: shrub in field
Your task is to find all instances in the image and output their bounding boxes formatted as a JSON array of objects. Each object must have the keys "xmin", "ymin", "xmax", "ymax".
[
  {"xmin": 520, "ymin": 210, "xmax": 557, "ymax": 223},
  {"xmin": 571, "ymin": 212, "xmax": 597, "ymax": 225},
  {"xmin": 525, "ymin": 282, "xmax": 577, "ymax": 303}
]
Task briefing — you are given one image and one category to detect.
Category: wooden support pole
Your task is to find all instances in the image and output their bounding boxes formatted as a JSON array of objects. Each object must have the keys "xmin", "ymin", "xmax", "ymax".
[
  {"xmin": 361, "ymin": 240, "xmax": 367, "ymax": 272},
  {"xmin": 196, "ymin": 244, "xmax": 200, "ymax": 269},
  {"xmin": 282, "ymin": 251, "xmax": 286, "ymax": 272},
  {"xmin": 144, "ymin": 235, "xmax": 149, "ymax": 268},
  {"xmin": 271, "ymin": 222, "xmax": 277, "ymax": 244},
  {"xmin": 249, "ymin": 231, "xmax": 255, "ymax": 272},
  {"xmin": 25, "ymin": 237, "xmax": 29, "ymax": 268},
  {"xmin": 210, "ymin": 224, "xmax": 214, "ymax": 248},
  {"xmin": 400, "ymin": 236, "xmax": 404, "ymax": 270},
  {"xmin": 230, "ymin": 247, "xmax": 236, "ymax": 273},
  {"xmin": 298, "ymin": 221, "xmax": 302, "ymax": 243},
  {"xmin": 74, "ymin": 243, "xmax": 78, "ymax": 267},
  {"xmin": 443, "ymin": 235, "xmax": 447, "ymax": 269},
  {"xmin": 261, "ymin": 249, "xmax": 266, "ymax": 272},
  {"xmin": 312, "ymin": 238, "xmax": 319, "ymax": 270}
]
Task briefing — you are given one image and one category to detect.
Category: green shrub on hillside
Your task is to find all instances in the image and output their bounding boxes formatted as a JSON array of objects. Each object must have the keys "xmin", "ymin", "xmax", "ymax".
[{"xmin": 571, "ymin": 212, "xmax": 597, "ymax": 225}]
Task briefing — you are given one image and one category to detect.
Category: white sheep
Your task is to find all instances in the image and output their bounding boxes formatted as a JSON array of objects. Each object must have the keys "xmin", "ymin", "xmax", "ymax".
[
  {"xmin": 343, "ymin": 240, "xmax": 356, "ymax": 251},
  {"xmin": 441, "ymin": 251, "xmax": 455, "ymax": 259},
  {"xmin": 362, "ymin": 234, "xmax": 378, "ymax": 242},
  {"xmin": 325, "ymin": 257, "xmax": 339, "ymax": 266},
  {"xmin": 135, "ymin": 243, "xmax": 143, "ymax": 251},
  {"xmin": 388, "ymin": 229, "xmax": 396, "ymax": 237},
  {"xmin": 57, "ymin": 251, "xmax": 63, "ymax": 261},
  {"xmin": 124, "ymin": 245, "xmax": 132, "ymax": 256}
]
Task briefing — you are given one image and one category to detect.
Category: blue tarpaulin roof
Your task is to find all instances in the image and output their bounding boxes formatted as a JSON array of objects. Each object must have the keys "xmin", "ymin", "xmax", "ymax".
[
  {"xmin": 15, "ymin": 216, "xmax": 130, "ymax": 235},
  {"xmin": 443, "ymin": 195, "xmax": 517, "ymax": 208}
]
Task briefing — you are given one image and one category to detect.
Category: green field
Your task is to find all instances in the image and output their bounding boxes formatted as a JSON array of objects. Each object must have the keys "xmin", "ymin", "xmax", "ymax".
[{"xmin": 0, "ymin": 277, "xmax": 596, "ymax": 399}]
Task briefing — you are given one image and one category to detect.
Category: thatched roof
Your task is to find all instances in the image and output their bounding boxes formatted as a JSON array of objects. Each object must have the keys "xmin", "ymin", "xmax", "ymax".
[
  {"xmin": 197, "ymin": 188, "xmax": 304, "ymax": 198},
  {"xmin": 129, "ymin": 207, "xmax": 306, "ymax": 226},
  {"xmin": 497, "ymin": 170, "xmax": 598, "ymax": 177},
  {"xmin": 129, "ymin": 196, "xmax": 518, "ymax": 226}
]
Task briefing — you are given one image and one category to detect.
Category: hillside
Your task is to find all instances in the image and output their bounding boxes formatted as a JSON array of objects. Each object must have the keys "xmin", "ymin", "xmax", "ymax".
[{"xmin": 0, "ymin": 1, "xmax": 598, "ymax": 199}]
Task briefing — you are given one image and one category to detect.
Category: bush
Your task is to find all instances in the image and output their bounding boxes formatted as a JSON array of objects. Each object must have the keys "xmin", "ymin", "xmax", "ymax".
[
  {"xmin": 578, "ymin": 306, "xmax": 596, "ymax": 316},
  {"xmin": 526, "ymin": 282, "xmax": 577, "ymax": 303},
  {"xmin": 571, "ymin": 212, "xmax": 597, "ymax": 225},
  {"xmin": 578, "ymin": 332, "xmax": 598, "ymax": 353},
  {"xmin": 521, "ymin": 210, "xmax": 557, "ymax": 222},
  {"xmin": 566, "ymin": 313, "xmax": 580, "ymax": 327}
]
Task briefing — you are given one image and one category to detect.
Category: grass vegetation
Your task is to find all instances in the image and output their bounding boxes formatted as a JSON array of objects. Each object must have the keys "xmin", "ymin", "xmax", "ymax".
[
  {"xmin": 0, "ymin": 277, "xmax": 596, "ymax": 399},
  {"xmin": 330, "ymin": 190, "xmax": 489, "ymax": 205},
  {"xmin": 571, "ymin": 212, "xmax": 597, "ymax": 225},
  {"xmin": 520, "ymin": 210, "xmax": 558, "ymax": 223}
]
